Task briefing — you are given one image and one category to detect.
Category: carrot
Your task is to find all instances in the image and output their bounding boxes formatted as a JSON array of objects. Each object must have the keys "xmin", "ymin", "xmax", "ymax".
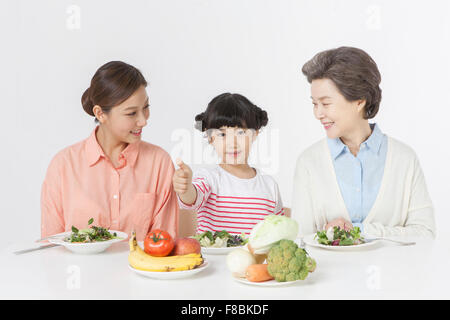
[{"xmin": 245, "ymin": 264, "xmax": 274, "ymax": 282}]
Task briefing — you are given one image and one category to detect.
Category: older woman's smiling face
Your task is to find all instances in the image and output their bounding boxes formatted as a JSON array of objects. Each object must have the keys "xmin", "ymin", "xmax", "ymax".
[{"xmin": 310, "ymin": 78, "xmax": 366, "ymax": 139}]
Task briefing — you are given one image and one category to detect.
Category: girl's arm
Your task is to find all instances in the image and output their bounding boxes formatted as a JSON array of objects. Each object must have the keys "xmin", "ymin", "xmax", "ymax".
[
  {"xmin": 178, "ymin": 184, "xmax": 198, "ymax": 206},
  {"xmin": 273, "ymin": 182, "xmax": 285, "ymax": 216},
  {"xmin": 173, "ymin": 159, "xmax": 197, "ymax": 205},
  {"xmin": 173, "ymin": 161, "xmax": 212, "ymax": 211},
  {"xmin": 149, "ymin": 157, "xmax": 179, "ymax": 239}
]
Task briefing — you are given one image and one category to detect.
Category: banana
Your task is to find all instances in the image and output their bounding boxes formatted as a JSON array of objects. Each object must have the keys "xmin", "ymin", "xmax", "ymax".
[{"xmin": 128, "ymin": 232, "xmax": 204, "ymax": 272}]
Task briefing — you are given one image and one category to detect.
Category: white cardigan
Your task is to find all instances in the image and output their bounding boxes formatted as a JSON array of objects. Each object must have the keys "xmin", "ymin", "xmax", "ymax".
[{"xmin": 291, "ymin": 137, "xmax": 436, "ymax": 238}]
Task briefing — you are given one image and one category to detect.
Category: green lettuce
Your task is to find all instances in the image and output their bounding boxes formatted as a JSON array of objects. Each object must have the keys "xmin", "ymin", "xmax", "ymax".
[{"xmin": 248, "ymin": 215, "xmax": 299, "ymax": 254}]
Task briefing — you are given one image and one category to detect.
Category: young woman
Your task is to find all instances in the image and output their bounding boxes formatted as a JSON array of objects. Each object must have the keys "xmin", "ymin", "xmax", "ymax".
[
  {"xmin": 41, "ymin": 61, "xmax": 178, "ymax": 241},
  {"xmin": 173, "ymin": 93, "xmax": 284, "ymax": 235},
  {"xmin": 292, "ymin": 47, "xmax": 436, "ymax": 238}
]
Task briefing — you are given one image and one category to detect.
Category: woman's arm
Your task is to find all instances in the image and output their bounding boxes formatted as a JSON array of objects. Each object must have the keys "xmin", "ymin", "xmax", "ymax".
[
  {"xmin": 363, "ymin": 207, "xmax": 435, "ymax": 237},
  {"xmin": 40, "ymin": 156, "xmax": 65, "ymax": 237},
  {"xmin": 291, "ymin": 157, "xmax": 317, "ymax": 236},
  {"xmin": 364, "ymin": 156, "xmax": 436, "ymax": 238}
]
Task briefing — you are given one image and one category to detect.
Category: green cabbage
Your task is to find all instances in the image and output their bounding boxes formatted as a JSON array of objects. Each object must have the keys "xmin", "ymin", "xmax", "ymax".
[{"xmin": 248, "ymin": 215, "xmax": 299, "ymax": 254}]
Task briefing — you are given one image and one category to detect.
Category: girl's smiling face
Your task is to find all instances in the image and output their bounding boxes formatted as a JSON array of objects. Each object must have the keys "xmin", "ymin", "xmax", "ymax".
[
  {"xmin": 208, "ymin": 126, "xmax": 257, "ymax": 165},
  {"xmin": 95, "ymin": 85, "xmax": 150, "ymax": 144},
  {"xmin": 311, "ymin": 78, "xmax": 366, "ymax": 139}
]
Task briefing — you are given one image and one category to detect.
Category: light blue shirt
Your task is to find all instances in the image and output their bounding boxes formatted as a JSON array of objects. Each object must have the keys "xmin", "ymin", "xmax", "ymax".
[{"xmin": 327, "ymin": 123, "xmax": 388, "ymax": 233}]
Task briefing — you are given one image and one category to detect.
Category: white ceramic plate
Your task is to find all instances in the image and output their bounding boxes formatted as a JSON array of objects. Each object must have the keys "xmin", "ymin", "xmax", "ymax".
[
  {"xmin": 201, "ymin": 246, "xmax": 244, "ymax": 255},
  {"xmin": 302, "ymin": 233, "xmax": 379, "ymax": 251},
  {"xmin": 232, "ymin": 276, "xmax": 303, "ymax": 287},
  {"xmin": 48, "ymin": 230, "xmax": 128, "ymax": 254},
  {"xmin": 129, "ymin": 260, "xmax": 209, "ymax": 280}
]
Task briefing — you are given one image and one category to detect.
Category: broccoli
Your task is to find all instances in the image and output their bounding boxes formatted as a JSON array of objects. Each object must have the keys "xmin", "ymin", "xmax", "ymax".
[{"xmin": 267, "ymin": 239, "xmax": 316, "ymax": 282}]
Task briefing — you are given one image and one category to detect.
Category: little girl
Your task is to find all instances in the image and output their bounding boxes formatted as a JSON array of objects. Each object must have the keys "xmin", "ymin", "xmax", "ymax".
[{"xmin": 173, "ymin": 93, "xmax": 285, "ymax": 235}]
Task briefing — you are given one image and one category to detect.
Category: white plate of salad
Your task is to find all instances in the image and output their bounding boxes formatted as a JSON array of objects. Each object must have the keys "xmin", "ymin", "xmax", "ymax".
[
  {"xmin": 193, "ymin": 230, "xmax": 248, "ymax": 255},
  {"xmin": 48, "ymin": 218, "xmax": 127, "ymax": 254},
  {"xmin": 303, "ymin": 226, "xmax": 379, "ymax": 251}
]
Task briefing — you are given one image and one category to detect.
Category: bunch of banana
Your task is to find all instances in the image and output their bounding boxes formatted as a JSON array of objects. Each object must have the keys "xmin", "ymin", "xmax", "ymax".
[{"xmin": 128, "ymin": 232, "xmax": 204, "ymax": 272}]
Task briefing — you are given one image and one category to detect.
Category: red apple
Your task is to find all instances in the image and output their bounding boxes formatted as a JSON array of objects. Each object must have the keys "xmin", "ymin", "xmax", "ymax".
[{"xmin": 172, "ymin": 237, "xmax": 201, "ymax": 255}]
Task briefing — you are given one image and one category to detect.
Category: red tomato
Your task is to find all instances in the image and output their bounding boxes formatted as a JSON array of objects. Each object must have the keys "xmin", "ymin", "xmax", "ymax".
[{"xmin": 144, "ymin": 230, "xmax": 174, "ymax": 257}]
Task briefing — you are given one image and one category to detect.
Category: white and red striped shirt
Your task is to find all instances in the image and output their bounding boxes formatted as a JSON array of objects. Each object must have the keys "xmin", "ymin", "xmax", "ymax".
[{"xmin": 178, "ymin": 165, "xmax": 284, "ymax": 235}]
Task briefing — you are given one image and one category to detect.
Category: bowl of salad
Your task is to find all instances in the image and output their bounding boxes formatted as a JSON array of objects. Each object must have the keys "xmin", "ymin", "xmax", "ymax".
[
  {"xmin": 48, "ymin": 218, "xmax": 127, "ymax": 254},
  {"xmin": 193, "ymin": 230, "xmax": 248, "ymax": 255},
  {"xmin": 303, "ymin": 226, "xmax": 378, "ymax": 251}
]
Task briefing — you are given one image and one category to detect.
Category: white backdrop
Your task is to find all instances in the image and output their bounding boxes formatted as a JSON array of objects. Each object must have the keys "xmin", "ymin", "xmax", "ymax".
[{"xmin": 1, "ymin": 0, "xmax": 449, "ymax": 246}]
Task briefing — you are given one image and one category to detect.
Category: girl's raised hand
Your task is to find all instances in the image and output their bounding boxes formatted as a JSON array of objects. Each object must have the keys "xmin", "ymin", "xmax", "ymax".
[{"xmin": 173, "ymin": 158, "xmax": 193, "ymax": 195}]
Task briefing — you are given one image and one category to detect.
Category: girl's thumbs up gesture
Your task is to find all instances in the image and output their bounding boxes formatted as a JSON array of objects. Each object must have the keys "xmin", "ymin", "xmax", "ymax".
[{"xmin": 173, "ymin": 158, "xmax": 197, "ymax": 205}]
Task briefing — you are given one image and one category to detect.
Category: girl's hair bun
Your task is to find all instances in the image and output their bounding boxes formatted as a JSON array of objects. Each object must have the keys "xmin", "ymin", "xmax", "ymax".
[
  {"xmin": 257, "ymin": 108, "xmax": 268, "ymax": 128},
  {"xmin": 194, "ymin": 112, "xmax": 206, "ymax": 131},
  {"xmin": 194, "ymin": 93, "xmax": 269, "ymax": 132}
]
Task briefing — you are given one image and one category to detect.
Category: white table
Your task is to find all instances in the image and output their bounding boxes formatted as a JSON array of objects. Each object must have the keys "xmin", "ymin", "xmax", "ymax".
[{"xmin": 1, "ymin": 238, "xmax": 449, "ymax": 300}]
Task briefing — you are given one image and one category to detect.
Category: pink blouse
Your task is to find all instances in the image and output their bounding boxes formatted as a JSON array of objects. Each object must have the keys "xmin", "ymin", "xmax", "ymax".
[{"xmin": 41, "ymin": 127, "xmax": 179, "ymax": 241}]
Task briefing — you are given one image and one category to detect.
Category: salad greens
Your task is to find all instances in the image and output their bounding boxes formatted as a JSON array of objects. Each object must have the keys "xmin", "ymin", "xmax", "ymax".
[
  {"xmin": 314, "ymin": 226, "xmax": 365, "ymax": 246},
  {"xmin": 193, "ymin": 230, "xmax": 248, "ymax": 248},
  {"xmin": 65, "ymin": 218, "xmax": 119, "ymax": 243}
]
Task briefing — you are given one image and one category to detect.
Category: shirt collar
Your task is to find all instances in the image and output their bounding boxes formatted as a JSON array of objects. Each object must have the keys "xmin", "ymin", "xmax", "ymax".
[
  {"xmin": 327, "ymin": 135, "xmax": 347, "ymax": 160},
  {"xmin": 364, "ymin": 123, "xmax": 384, "ymax": 155},
  {"xmin": 85, "ymin": 126, "xmax": 140, "ymax": 168},
  {"xmin": 327, "ymin": 123, "xmax": 384, "ymax": 159}
]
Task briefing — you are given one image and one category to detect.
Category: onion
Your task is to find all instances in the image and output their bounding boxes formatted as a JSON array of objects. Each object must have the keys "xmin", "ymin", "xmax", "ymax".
[{"xmin": 226, "ymin": 248, "xmax": 256, "ymax": 278}]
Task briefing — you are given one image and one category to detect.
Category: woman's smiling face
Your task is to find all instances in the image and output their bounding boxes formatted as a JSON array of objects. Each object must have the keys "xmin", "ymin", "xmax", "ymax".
[
  {"xmin": 96, "ymin": 85, "xmax": 150, "ymax": 144},
  {"xmin": 311, "ymin": 78, "xmax": 366, "ymax": 139}
]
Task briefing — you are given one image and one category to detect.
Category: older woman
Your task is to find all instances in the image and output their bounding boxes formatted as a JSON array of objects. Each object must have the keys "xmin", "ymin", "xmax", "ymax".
[
  {"xmin": 292, "ymin": 47, "xmax": 435, "ymax": 238},
  {"xmin": 41, "ymin": 61, "xmax": 178, "ymax": 241}
]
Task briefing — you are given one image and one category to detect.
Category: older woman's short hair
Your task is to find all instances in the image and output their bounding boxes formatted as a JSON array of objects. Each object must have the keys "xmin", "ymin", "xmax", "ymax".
[{"xmin": 302, "ymin": 47, "xmax": 382, "ymax": 119}]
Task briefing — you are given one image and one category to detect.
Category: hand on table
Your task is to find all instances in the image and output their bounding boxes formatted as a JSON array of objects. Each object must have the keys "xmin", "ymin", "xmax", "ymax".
[{"xmin": 325, "ymin": 218, "xmax": 353, "ymax": 231}]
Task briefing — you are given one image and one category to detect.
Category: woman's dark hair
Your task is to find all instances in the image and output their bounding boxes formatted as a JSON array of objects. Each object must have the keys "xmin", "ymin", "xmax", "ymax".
[
  {"xmin": 81, "ymin": 61, "xmax": 147, "ymax": 121},
  {"xmin": 195, "ymin": 93, "xmax": 268, "ymax": 132},
  {"xmin": 301, "ymin": 46, "xmax": 382, "ymax": 119}
]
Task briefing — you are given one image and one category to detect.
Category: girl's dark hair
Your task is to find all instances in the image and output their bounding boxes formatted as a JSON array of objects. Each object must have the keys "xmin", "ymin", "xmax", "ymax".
[
  {"xmin": 301, "ymin": 46, "xmax": 382, "ymax": 119},
  {"xmin": 195, "ymin": 93, "xmax": 268, "ymax": 132},
  {"xmin": 81, "ymin": 61, "xmax": 147, "ymax": 121}
]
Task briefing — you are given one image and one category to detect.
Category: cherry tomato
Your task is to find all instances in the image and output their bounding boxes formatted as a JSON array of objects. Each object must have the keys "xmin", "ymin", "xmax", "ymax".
[{"xmin": 144, "ymin": 229, "xmax": 174, "ymax": 256}]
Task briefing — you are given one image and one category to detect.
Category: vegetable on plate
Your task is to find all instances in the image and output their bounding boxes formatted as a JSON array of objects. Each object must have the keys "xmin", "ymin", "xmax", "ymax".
[
  {"xmin": 226, "ymin": 248, "xmax": 256, "ymax": 278},
  {"xmin": 65, "ymin": 218, "xmax": 120, "ymax": 243},
  {"xmin": 144, "ymin": 229, "xmax": 175, "ymax": 257},
  {"xmin": 266, "ymin": 239, "xmax": 316, "ymax": 282},
  {"xmin": 245, "ymin": 264, "xmax": 274, "ymax": 282},
  {"xmin": 193, "ymin": 230, "xmax": 248, "ymax": 248},
  {"xmin": 314, "ymin": 226, "xmax": 365, "ymax": 246},
  {"xmin": 248, "ymin": 215, "xmax": 299, "ymax": 255}
]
